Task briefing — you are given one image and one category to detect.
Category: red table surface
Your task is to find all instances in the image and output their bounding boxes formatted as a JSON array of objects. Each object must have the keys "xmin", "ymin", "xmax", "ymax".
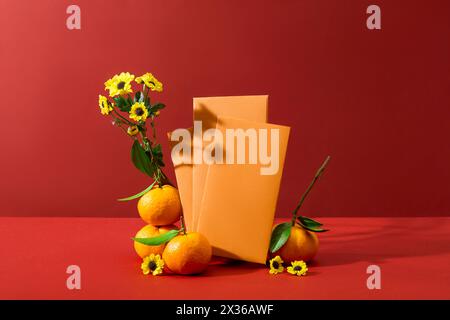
[{"xmin": 0, "ymin": 217, "xmax": 448, "ymax": 300}]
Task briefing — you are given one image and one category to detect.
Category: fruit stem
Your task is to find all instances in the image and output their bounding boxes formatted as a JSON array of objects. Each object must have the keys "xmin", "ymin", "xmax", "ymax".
[
  {"xmin": 291, "ymin": 156, "xmax": 331, "ymax": 226},
  {"xmin": 180, "ymin": 212, "xmax": 187, "ymax": 235},
  {"xmin": 154, "ymin": 167, "xmax": 172, "ymax": 186}
]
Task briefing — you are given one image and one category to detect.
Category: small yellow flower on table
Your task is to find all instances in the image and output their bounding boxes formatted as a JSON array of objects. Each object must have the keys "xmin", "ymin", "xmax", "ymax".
[
  {"xmin": 269, "ymin": 256, "xmax": 284, "ymax": 275},
  {"xmin": 141, "ymin": 254, "xmax": 165, "ymax": 276},
  {"xmin": 287, "ymin": 260, "xmax": 308, "ymax": 276}
]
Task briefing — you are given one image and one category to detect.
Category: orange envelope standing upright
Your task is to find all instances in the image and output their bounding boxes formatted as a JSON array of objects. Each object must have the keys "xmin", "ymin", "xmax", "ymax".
[
  {"xmin": 197, "ymin": 117, "xmax": 290, "ymax": 264},
  {"xmin": 167, "ymin": 128, "xmax": 194, "ymax": 231},
  {"xmin": 192, "ymin": 96, "xmax": 268, "ymax": 231}
]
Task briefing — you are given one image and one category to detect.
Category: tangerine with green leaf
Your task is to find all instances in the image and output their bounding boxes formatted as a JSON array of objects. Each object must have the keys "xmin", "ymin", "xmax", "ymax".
[
  {"xmin": 272, "ymin": 225, "xmax": 319, "ymax": 263},
  {"xmin": 269, "ymin": 156, "xmax": 331, "ymax": 263},
  {"xmin": 134, "ymin": 224, "xmax": 177, "ymax": 258}
]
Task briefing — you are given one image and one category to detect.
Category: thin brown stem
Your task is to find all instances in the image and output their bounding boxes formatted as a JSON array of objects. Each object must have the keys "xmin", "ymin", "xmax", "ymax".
[
  {"xmin": 150, "ymin": 120, "xmax": 157, "ymax": 140},
  {"xmin": 118, "ymin": 124, "xmax": 131, "ymax": 136},
  {"xmin": 113, "ymin": 109, "xmax": 134, "ymax": 127},
  {"xmin": 179, "ymin": 212, "xmax": 187, "ymax": 235},
  {"xmin": 291, "ymin": 156, "xmax": 331, "ymax": 225},
  {"xmin": 144, "ymin": 85, "xmax": 150, "ymax": 101}
]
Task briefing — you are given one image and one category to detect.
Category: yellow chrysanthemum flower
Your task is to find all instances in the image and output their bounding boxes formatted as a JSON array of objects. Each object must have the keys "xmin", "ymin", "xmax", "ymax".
[
  {"xmin": 135, "ymin": 73, "xmax": 163, "ymax": 92},
  {"xmin": 127, "ymin": 125, "xmax": 139, "ymax": 136},
  {"xmin": 98, "ymin": 95, "xmax": 113, "ymax": 115},
  {"xmin": 287, "ymin": 260, "xmax": 308, "ymax": 276},
  {"xmin": 129, "ymin": 102, "xmax": 149, "ymax": 122},
  {"xmin": 104, "ymin": 72, "xmax": 135, "ymax": 97},
  {"xmin": 141, "ymin": 254, "xmax": 164, "ymax": 276},
  {"xmin": 269, "ymin": 255, "xmax": 284, "ymax": 275}
]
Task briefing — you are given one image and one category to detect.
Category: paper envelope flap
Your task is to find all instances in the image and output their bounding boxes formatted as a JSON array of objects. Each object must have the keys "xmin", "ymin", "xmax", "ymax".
[
  {"xmin": 193, "ymin": 95, "xmax": 268, "ymax": 129},
  {"xmin": 197, "ymin": 117, "xmax": 290, "ymax": 264}
]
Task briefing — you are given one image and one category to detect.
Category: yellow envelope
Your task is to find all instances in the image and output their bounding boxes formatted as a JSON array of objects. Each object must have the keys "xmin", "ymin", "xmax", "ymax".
[
  {"xmin": 192, "ymin": 95, "xmax": 268, "ymax": 230},
  {"xmin": 197, "ymin": 117, "xmax": 290, "ymax": 264}
]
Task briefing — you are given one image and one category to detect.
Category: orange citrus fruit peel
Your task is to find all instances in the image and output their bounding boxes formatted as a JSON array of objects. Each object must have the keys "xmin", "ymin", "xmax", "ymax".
[
  {"xmin": 162, "ymin": 232, "xmax": 212, "ymax": 275},
  {"xmin": 137, "ymin": 185, "xmax": 182, "ymax": 226},
  {"xmin": 272, "ymin": 224, "xmax": 319, "ymax": 263}
]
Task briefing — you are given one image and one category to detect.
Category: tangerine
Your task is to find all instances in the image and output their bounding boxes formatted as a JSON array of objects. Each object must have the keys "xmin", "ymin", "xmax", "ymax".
[{"xmin": 137, "ymin": 185, "xmax": 182, "ymax": 226}]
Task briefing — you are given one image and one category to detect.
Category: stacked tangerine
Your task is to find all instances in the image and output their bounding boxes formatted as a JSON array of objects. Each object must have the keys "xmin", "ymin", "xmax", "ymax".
[{"xmin": 133, "ymin": 185, "xmax": 212, "ymax": 275}]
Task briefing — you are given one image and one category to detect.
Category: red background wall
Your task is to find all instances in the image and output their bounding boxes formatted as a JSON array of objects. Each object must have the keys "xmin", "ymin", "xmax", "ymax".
[{"xmin": 0, "ymin": 0, "xmax": 449, "ymax": 217}]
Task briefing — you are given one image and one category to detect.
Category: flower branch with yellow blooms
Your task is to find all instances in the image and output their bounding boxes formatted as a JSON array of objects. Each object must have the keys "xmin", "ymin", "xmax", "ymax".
[
  {"xmin": 100, "ymin": 71, "xmax": 212, "ymax": 277},
  {"xmin": 98, "ymin": 72, "xmax": 170, "ymax": 201}
]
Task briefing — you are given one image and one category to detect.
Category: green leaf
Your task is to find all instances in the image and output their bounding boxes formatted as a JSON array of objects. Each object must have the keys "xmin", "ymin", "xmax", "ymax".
[
  {"xmin": 151, "ymin": 144, "xmax": 165, "ymax": 167},
  {"xmin": 151, "ymin": 103, "xmax": 165, "ymax": 112},
  {"xmin": 113, "ymin": 96, "xmax": 131, "ymax": 112},
  {"xmin": 152, "ymin": 143, "xmax": 162, "ymax": 155},
  {"xmin": 127, "ymin": 97, "xmax": 134, "ymax": 107},
  {"xmin": 297, "ymin": 222, "xmax": 329, "ymax": 233},
  {"xmin": 131, "ymin": 140, "xmax": 154, "ymax": 177},
  {"xmin": 113, "ymin": 96, "xmax": 124, "ymax": 106},
  {"xmin": 117, "ymin": 181, "xmax": 156, "ymax": 202},
  {"xmin": 269, "ymin": 222, "xmax": 292, "ymax": 253},
  {"xmin": 132, "ymin": 229, "xmax": 179, "ymax": 246},
  {"xmin": 296, "ymin": 215, "xmax": 329, "ymax": 232},
  {"xmin": 298, "ymin": 216, "xmax": 323, "ymax": 228}
]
